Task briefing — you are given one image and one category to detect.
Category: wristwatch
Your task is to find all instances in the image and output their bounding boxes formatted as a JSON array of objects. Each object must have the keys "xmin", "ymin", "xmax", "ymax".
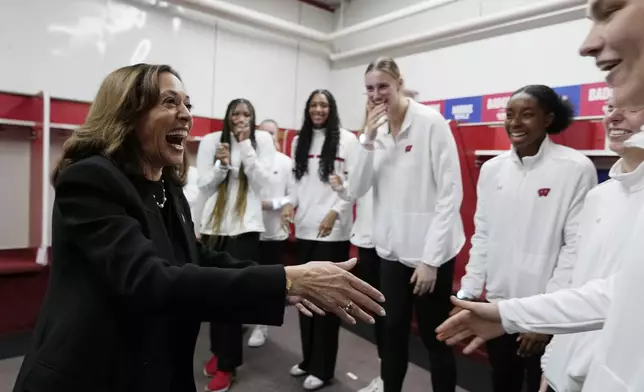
[{"xmin": 286, "ymin": 277, "xmax": 292, "ymax": 295}]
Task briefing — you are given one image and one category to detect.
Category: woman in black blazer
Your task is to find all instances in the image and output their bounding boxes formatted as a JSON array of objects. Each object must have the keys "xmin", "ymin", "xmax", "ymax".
[{"xmin": 12, "ymin": 63, "xmax": 384, "ymax": 392}]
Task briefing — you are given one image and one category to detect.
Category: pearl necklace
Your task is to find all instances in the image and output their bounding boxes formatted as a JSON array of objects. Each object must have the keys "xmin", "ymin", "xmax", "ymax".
[{"xmin": 154, "ymin": 179, "xmax": 167, "ymax": 208}]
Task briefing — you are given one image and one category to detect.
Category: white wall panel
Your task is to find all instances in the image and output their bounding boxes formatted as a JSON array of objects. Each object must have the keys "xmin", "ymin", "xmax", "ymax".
[
  {"xmin": 212, "ymin": 22, "xmax": 298, "ymax": 127},
  {"xmin": 332, "ymin": 19, "xmax": 604, "ymax": 130},
  {"xmin": 0, "ymin": 0, "xmax": 108, "ymax": 100},
  {"xmin": 104, "ymin": 0, "xmax": 217, "ymax": 118}
]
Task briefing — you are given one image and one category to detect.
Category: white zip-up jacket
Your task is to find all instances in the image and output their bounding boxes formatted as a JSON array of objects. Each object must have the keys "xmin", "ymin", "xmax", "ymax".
[
  {"xmin": 540, "ymin": 159, "xmax": 644, "ymax": 392},
  {"xmin": 458, "ymin": 137, "xmax": 598, "ymax": 302},
  {"xmin": 350, "ymin": 189, "xmax": 374, "ymax": 249},
  {"xmin": 196, "ymin": 130, "xmax": 275, "ymax": 236},
  {"xmin": 349, "ymin": 99, "xmax": 465, "ymax": 267},
  {"xmin": 260, "ymin": 151, "xmax": 295, "ymax": 241},
  {"xmin": 288, "ymin": 128, "xmax": 358, "ymax": 242}
]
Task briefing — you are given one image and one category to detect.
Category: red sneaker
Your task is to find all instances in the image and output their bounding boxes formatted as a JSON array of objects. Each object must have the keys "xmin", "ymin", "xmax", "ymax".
[
  {"xmin": 203, "ymin": 356, "xmax": 218, "ymax": 377},
  {"xmin": 206, "ymin": 371, "xmax": 234, "ymax": 392}
]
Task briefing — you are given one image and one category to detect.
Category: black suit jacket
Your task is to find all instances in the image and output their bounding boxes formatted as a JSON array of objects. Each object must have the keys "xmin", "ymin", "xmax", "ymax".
[{"xmin": 13, "ymin": 156, "xmax": 287, "ymax": 392}]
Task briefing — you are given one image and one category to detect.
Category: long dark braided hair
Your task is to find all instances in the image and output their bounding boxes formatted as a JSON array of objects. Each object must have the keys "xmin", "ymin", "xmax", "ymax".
[
  {"xmin": 208, "ymin": 98, "xmax": 257, "ymax": 234},
  {"xmin": 294, "ymin": 89, "xmax": 341, "ymax": 182}
]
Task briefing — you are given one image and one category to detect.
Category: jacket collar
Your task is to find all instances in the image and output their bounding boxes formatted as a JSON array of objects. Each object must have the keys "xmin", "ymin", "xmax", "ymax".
[
  {"xmin": 510, "ymin": 135, "xmax": 552, "ymax": 170},
  {"xmin": 609, "ymin": 159, "xmax": 644, "ymax": 193}
]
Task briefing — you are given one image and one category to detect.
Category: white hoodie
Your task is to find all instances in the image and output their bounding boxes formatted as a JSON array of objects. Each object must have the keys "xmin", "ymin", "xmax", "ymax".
[
  {"xmin": 349, "ymin": 99, "xmax": 465, "ymax": 267},
  {"xmin": 288, "ymin": 128, "xmax": 359, "ymax": 242},
  {"xmin": 458, "ymin": 137, "xmax": 598, "ymax": 302},
  {"xmin": 260, "ymin": 151, "xmax": 295, "ymax": 241},
  {"xmin": 541, "ymin": 158, "xmax": 644, "ymax": 392},
  {"xmin": 196, "ymin": 130, "xmax": 275, "ymax": 236}
]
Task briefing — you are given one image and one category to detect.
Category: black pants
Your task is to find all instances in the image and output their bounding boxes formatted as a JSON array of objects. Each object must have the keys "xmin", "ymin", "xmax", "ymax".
[
  {"xmin": 296, "ymin": 239, "xmax": 350, "ymax": 382},
  {"xmin": 203, "ymin": 232, "xmax": 260, "ymax": 373},
  {"xmin": 380, "ymin": 258, "xmax": 457, "ymax": 392},
  {"xmin": 485, "ymin": 332, "xmax": 543, "ymax": 392},
  {"xmin": 353, "ymin": 246, "xmax": 384, "ymax": 360},
  {"xmin": 258, "ymin": 239, "xmax": 286, "ymax": 266}
]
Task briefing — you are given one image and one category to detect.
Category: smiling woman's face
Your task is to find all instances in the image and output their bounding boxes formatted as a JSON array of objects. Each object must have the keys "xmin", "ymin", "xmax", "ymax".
[
  {"xmin": 135, "ymin": 72, "xmax": 192, "ymax": 170},
  {"xmin": 580, "ymin": 0, "xmax": 644, "ymax": 108}
]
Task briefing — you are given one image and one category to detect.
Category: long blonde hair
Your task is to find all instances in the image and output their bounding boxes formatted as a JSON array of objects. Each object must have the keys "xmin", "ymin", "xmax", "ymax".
[
  {"xmin": 207, "ymin": 99, "xmax": 257, "ymax": 235},
  {"xmin": 52, "ymin": 63, "xmax": 187, "ymax": 185}
]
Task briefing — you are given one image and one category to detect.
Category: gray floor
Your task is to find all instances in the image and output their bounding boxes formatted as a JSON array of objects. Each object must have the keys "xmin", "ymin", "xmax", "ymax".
[{"xmin": 0, "ymin": 309, "xmax": 468, "ymax": 392}]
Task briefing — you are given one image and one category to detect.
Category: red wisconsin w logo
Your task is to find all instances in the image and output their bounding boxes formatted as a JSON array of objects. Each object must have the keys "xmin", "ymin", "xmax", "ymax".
[
  {"xmin": 538, "ymin": 188, "xmax": 551, "ymax": 197},
  {"xmin": 405, "ymin": 145, "xmax": 413, "ymax": 152}
]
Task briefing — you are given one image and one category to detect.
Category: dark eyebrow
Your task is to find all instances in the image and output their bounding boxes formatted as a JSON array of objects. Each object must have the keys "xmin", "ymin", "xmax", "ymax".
[{"xmin": 162, "ymin": 89, "xmax": 190, "ymax": 101}]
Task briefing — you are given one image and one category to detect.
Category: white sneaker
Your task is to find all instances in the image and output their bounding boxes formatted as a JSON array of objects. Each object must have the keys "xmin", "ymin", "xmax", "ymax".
[
  {"xmin": 358, "ymin": 377, "xmax": 383, "ymax": 392},
  {"xmin": 303, "ymin": 375, "xmax": 324, "ymax": 390},
  {"xmin": 290, "ymin": 364, "xmax": 306, "ymax": 377},
  {"xmin": 248, "ymin": 325, "xmax": 268, "ymax": 347}
]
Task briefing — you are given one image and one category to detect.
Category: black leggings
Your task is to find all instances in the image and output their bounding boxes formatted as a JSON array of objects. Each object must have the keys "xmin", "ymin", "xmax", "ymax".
[
  {"xmin": 296, "ymin": 239, "xmax": 350, "ymax": 382},
  {"xmin": 203, "ymin": 232, "xmax": 260, "ymax": 373},
  {"xmin": 485, "ymin": 331, "xmax": 544, "ymax": 392},
  {"xmin": 353, "ymin": 246, "xmax": 384, "ymax": 359},
  {"xmin": 380, "ymin": 258, "xmax": 457, "ymax": 392}
]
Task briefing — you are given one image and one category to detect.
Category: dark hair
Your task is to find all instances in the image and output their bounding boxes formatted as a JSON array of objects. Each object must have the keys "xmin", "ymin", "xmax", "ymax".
[
  {"xmin": 511, "ymin": 85, "xmax": 575, "ymax": 134},
  {"xmin": 294, "ymin": 89, "xmax": 341, "ymax": 182},
  {"xmin": 52, "ymin": 63, "xmax": 187, "ymax": 185},
  {"xmin": 208, "ymin": 98, "xmax": 257, "ymax": 234}
]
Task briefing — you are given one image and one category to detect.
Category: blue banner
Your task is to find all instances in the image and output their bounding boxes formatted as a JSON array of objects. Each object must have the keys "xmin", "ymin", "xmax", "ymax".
[
  {"xmin": 444, "ymin": 96, "xmax": 482, "ymax": 123},
  {"xmin": 553, "ymin": 85, "xmax": 581, "ymax": 117}
]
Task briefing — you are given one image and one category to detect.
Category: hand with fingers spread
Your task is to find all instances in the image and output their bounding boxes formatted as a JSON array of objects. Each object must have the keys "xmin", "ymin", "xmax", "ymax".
[
  {"xmin": 317, "ymin": 210, "xmax": 338, "ymax": 238},
  {"xmin": 215, "ymin": 142, "xmax": 230, "ymax": 167},
  {"xmin": 410, "ymin": 264, "xmax": 437, "ymax": 296},
  {"xmin": 435, "ymin": 296, "xmax": 505, "ymax": 354},
  {"xmin": 284, "ymin": 258, "xmax": 386, "ymax": 325},
  {"xmin": 516, "ymin": 333, "xmax": 551, "ymax": 357}
]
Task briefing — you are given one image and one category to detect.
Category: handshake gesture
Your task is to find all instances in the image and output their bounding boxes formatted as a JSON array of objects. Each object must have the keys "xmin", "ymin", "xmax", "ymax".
[{"xmin": 285, "ymin": 258, "xmax": 386, "ymax": 325}]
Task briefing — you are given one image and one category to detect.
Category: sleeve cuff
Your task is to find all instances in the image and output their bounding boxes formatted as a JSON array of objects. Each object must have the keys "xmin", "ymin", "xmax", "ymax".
[
  {"xmin": 215, "ymin": 160, "xmax": 229, "ymax": 171},
  {"xmin": 359, "ymin": 133, "xmax": 374, "ymax": 145},
  {"xmin": 272, "ymin": 197, "xmax": 290, "ymax": 210}
]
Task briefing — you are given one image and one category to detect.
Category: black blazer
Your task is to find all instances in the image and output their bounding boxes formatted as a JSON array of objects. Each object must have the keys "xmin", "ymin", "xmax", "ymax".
[{"xmin": 13, "ymin": 156, "xmax": 287, "ymax": 392}]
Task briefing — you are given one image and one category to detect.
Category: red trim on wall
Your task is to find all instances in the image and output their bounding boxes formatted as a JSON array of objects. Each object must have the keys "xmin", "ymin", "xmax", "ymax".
[
  {"xmin": 298, "ymin": 0, "xmax": 335, "ymax": 12},
  {"xmin": 0, "ymin": 93, "xmax": 41, "ymax": 122}
]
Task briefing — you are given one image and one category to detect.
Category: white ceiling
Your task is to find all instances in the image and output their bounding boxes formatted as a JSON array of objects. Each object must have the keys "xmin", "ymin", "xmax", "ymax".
[{"xmin": 307, "ymin": 0, "xmax": 343, "ymax": 8}]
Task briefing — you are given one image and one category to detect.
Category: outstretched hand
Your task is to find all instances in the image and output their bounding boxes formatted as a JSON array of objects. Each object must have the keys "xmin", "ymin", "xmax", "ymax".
[
  {"xmin": 435, "ymin": 296, "xmax": 505, "ymax": 354},
  {"xmin": 285, "ymin": 258, "xmax": 386, "ymax": 325}
]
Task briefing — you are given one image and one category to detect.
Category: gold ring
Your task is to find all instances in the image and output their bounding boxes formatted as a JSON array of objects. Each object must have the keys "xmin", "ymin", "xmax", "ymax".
[{"xmin": 343, "ymin": 301, "xmax": 354, "ymax": 313}]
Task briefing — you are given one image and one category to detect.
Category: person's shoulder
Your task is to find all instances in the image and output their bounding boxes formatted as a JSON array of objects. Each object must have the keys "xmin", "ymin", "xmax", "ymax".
[
  {"xmin": 549, "ymin": 143, "xmax": 595, "ymax": 172},
  {"xmin": 339, "ymin": 128, "xmax": 358, "ymax": 141},
  {"xmin": 201, "ymin": 131, "xmax": 221, "ymax": 144},
  {"xmin": 55, "ymin": 155, "xmax": 129, "ymax": 194},
  {"xmin": 412, "ymin": 100, "xmax": 447, "ymax": 123},
  {"xmin": 480, "ymin": 152, "xmax": 512, "ymax": 173}
]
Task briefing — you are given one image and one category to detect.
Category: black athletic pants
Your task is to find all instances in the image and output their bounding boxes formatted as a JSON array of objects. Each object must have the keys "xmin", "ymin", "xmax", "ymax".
[
  {"xmin": 258, "ymin": 239, "xmax": 286, "ymax": 266},
  {"xmin": 353, "ymin": 246, "xmax": 384, "ymax": 359},
  {"xmin": 296, "ymin": 239, "xmax": 350, "ymax": 382},
  {"xmin": 203, "ymin": 232, "xmax": 260, "ymax": 373},
  {"xmin": 485, "ymin": 332, "xmax": 544, "ymax": 392},
  {"xmin": 380, "ymin": 258, "xmax": 457, "ymax": 392}
]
